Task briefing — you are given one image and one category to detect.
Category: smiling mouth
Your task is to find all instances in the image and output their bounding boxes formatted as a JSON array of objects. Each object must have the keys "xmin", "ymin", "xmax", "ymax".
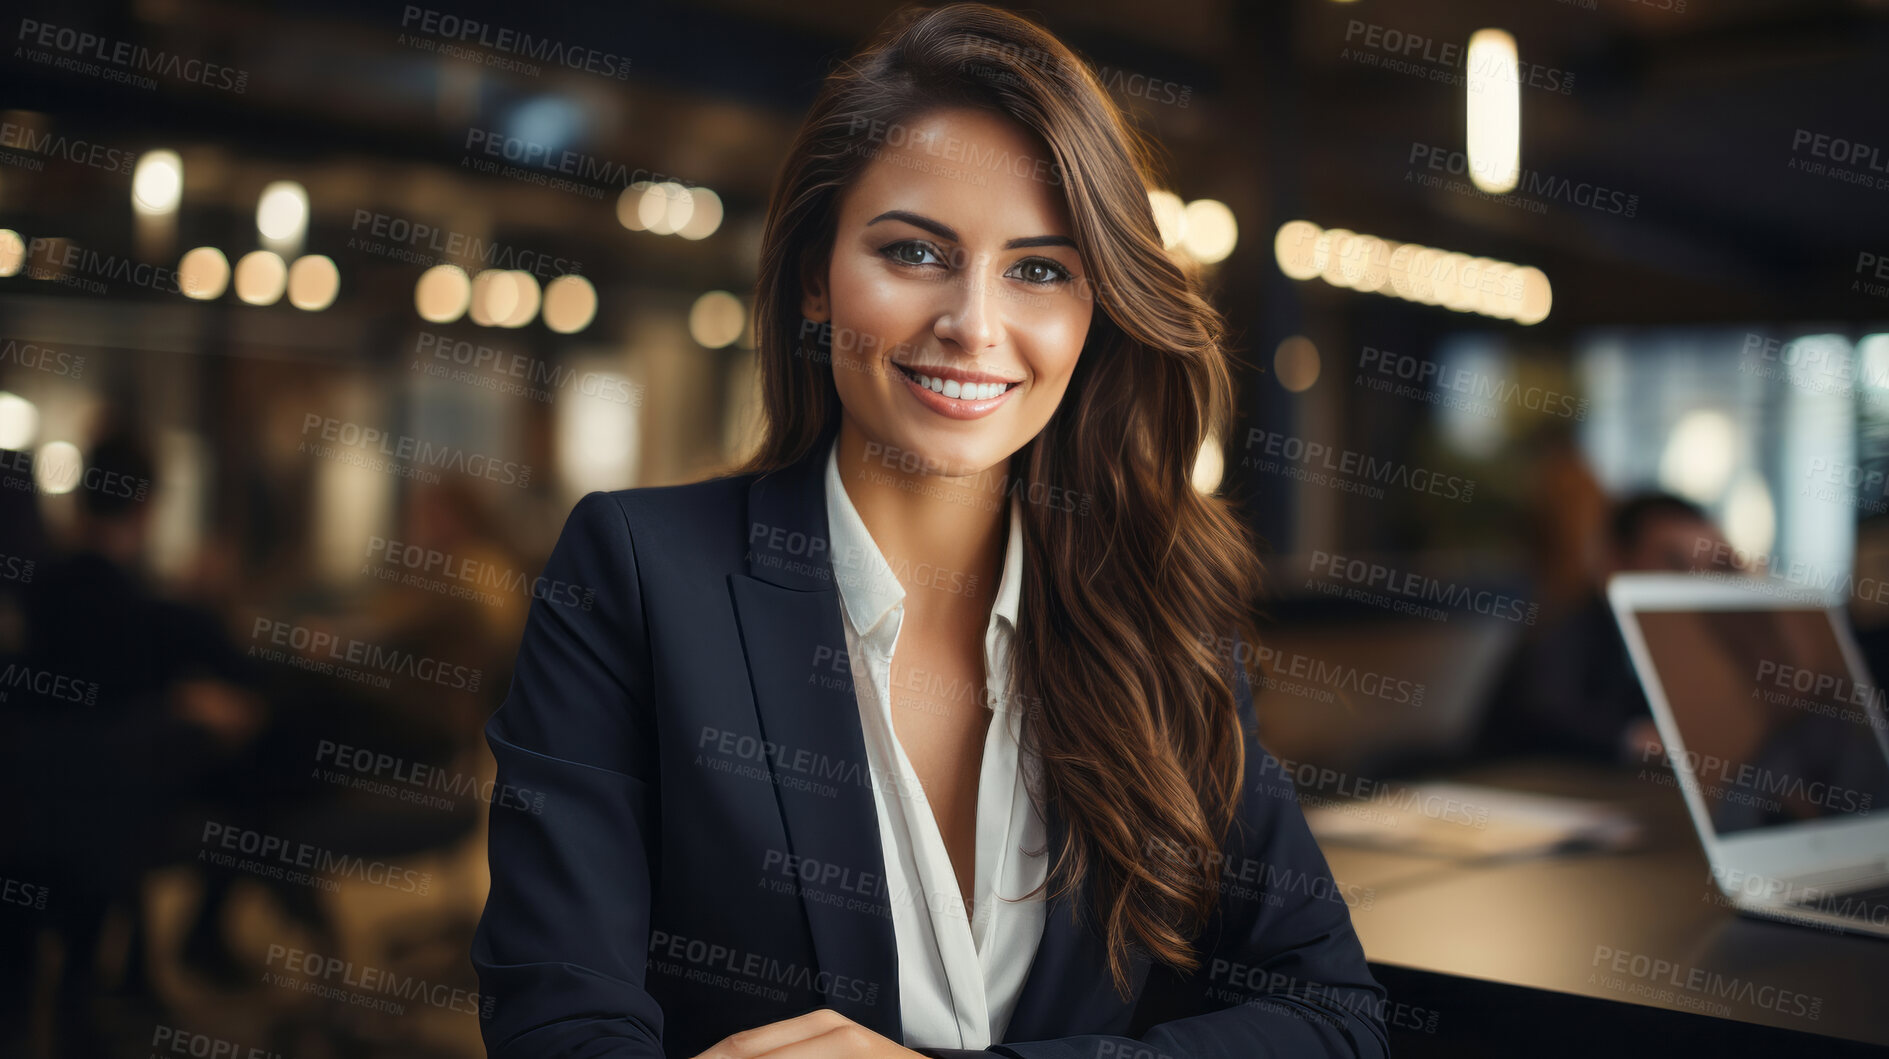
[{"xmin": 892, "ymin": 364, "xmax": 1021, "ymax": 401}]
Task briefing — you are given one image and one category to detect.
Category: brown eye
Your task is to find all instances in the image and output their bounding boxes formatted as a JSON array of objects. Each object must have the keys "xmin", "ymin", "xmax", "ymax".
[
  {"xmin": 1008, "ymin": 257, "xmax": 1071, "ymax": 286},
  {"xmin": 882, "ymin": 241, "xmax": 944, "ymax": 267}
]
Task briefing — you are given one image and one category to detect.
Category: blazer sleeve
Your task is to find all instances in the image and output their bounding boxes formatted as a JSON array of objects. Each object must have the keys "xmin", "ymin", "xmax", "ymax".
[
  {"xmin": 472, "ymin": 491, "xmax": 667, "ymax": 1057},
  {"xmin": 975, "ymin": 630, "xmax": 1392, "ymax": 1059}
]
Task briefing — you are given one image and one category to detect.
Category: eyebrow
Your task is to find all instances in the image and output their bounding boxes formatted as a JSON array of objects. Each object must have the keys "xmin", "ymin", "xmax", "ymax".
[{"xmin": 866, "ymin": 209, "xmax": 1076, "ymax": 251}]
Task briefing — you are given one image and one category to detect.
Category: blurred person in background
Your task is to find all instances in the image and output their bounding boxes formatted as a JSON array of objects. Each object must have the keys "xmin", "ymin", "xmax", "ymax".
[
  {"xmin": 472, "ymin": 4, "xmax": 1386, "ymax": 1058},
  {"xmin": 0, "ymin": 465, "xmax": 53, "ymax": 1056},
  {"xmin": 0, "ymin": 427, "xmax": 263, "ymax": 1057},
  {"xmin": 1509, "ymin": 421, "xmax": 1612, "ymax": 628},
  {"xmin": 1474, "ymin": 491, "xmax": 1737, "ymax": 764}
]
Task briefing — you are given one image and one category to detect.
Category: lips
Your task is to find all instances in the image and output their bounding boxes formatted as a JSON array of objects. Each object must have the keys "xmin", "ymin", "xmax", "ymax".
[{"xmin": 894, "ymin": 363, "xmax": 1021, "ymax": 421}]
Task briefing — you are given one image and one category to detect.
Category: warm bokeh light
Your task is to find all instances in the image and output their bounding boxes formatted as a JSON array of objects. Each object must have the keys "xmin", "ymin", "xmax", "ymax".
[
  {"xmin": 178, "ymin": 246, "xmax": 231, "ymax": 300},
  {"xmin": 1148, "ymin": 190, "xmax": 1187, "ymax": 250},
  {"xmin": 415, "ymin": 263, "xmax": 472, "ymax": 323},
  {"xmin": 1179, "ymin": 198, "xmax": 1237, "ymax": 264},
  {"xmin": 34, "ymin": 440, "xmax": 82, "ymax": 495},
  {"xmin": 132, "ymin": 149, "xmax": 184, "ymax": 216},
  {"xmin": 1319, "ymin": 228, "xmax": 1355, "ymax": 289},
  {"xmin": 1406, "ymin": 246, "xmax": 1442, "ymax": 303},
  {"xmin": 617, "ymin": 181, "xmax": 651, "ymax": 232},
  {"xmin": 1385, "ymin": 242, "xmax": 1416, "ymax": 299},
  {"xmin": 639, "ymin": 182, "xmax": 694, "ymax": 236},
  {"xmin": 256, "ymin": 180, "xmax": 309, "ymax": 247},
  {"xmin": 287, "ymin": 254, "xmax": 339, "ymax": 311},
  {"xmin": 497, "ymin": 270, "xmax": 542, "ymax": 328},
  {"xmin": 1439, "ymin": 253, "xmax": 1479, "ymax": 313},
  {"xmin": 1477, "ymin": 260, "xmax": 1516, "ymax": 316},
  {"xmin": 1273, "ymin": 336, "xmax": 1322, "ymax": 393},
  {"xmin": 1513, "ymin": 266, "xmax": 1553, "ymax": 325},
  {"xmin": 542, "ymin": 274, "xmax": 598, "ymax": 334},
  {"xmin": 1466, "ymin": 29, "xmax": 1521, "ymax": 194},
  {"xmin": 1351, "ymin": 235, "xmax": 1389, "ymax": 292},
  {"xmin": 689, "ymin": 290, "xmax": 745, "ymax": 348},
  {"xmin": 677, "ymin": 187, "xmax": 724, "ymax": 240},
  {"xmin": 0, "ymin": 391, "xmax": 39, "ymax": 450},
  {"xmin": 1273, "ymin": 220, "xmax": 1322, "ymax": 281},
  {"xmin": 233, "ymin": 250, "xmax": 288, "ymax": 306},
  {"xmin": 0, "ymin": 229, "xmax": 23, "ymax": 277},
  {"xmin": 1333, "ymin": 231, "xmax": 1372, "ymax": 289},
  {"xmin": 468, "ymin": 269, "xmax": 513, "ymax": 327},
  {"xmin": 1271, "ymin": 219, "xmax": 1551, "ymax": 324}
]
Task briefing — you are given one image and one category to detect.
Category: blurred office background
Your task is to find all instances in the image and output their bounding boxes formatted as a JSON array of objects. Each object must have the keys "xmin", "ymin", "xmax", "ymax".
[{"xmin": 1, "ymin": 0, "xmax": 1887, "ymax": 1056}]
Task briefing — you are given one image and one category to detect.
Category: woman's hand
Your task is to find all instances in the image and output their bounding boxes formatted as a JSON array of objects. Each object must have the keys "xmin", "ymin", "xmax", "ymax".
[{"xmin": 689, "ymin": 1008, "xmax": 929, "ymax": 1059}]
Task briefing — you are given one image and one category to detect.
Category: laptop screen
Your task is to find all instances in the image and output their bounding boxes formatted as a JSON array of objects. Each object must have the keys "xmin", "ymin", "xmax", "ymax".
[{"xmin": 1633, "ymin": 607, "xmax": 1889, "ymax": 835}]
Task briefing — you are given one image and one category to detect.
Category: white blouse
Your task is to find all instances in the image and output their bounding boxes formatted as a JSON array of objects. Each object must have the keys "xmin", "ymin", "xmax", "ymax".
[{"xmin": 823, "ymin": 438, "xmax": 1049, "ymax": 1051}]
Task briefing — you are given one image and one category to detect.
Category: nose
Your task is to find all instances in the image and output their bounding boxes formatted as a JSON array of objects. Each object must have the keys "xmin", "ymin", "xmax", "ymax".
[{"xmin": 934, "ymin": 260, "xmax": 1003, "ymax": 354}]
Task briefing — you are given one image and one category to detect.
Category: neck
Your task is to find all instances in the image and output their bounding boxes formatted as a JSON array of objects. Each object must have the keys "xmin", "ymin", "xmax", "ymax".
[{"xmin": 833, "ymin": 416, "xmax": 1011, "ymax": 620}]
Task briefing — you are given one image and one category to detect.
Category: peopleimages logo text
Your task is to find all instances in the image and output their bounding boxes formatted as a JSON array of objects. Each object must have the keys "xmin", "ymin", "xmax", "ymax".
[
  {"xmin": 367, "ymin": 534, "xmax": 594, "ymax": 611},
  {"xmin": 0, "ymin": 663, "xmax": 99, "ymax": 705},
  {"xmin": 348, "ymin": 210, "xmax": 581, "ymax": 278},
  {"xmin": 399, "ymin": 6, "xmax": 631, "ymax": 79},
  {"xmin": 16, "ymin": 18, "xmax": 249, "ymax": 93},
  {"xmin": 251, "ymin": 618, "xmax": 482, "ymax": 692},
  {"xmin": 1641, "ymin": 744, "xmax": 1873, "ymax": 815},
  {"xmin": 1358, "ymin": 345, "xmax": 1587, "ymax": 420},
  {"xmin": 300, "ymin": 414, "xmax": 531, "ymax": 487},
  {"xmin": 316, "ymin": 739, "xmax": 544, "ymax": 814},
  {"xmin": 201, "ymin": 821, "xmax": 430, "ymax": 894},
  {"xmin": 1244, "ymin": 428, "xmax": 1476, "ymax": 502},
  {"xmin": 1308, "ymin": 550, "xmax": 1538, "ymax": 625},
  {"xmin": 1408, "ymin": 143, "xmax": 1637, "ymax": 217},
  {"xmin": 0, "ymin": 121, "xmax": 134, "ymax": 174}
]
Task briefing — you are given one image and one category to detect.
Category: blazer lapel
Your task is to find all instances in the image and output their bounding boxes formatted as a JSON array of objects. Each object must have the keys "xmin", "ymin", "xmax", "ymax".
[{"xmin": 726, "ymin": 437, "xmax": 904, "ymax": 1039}]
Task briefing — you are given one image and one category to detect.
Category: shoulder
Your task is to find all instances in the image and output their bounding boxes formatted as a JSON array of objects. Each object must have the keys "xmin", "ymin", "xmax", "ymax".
[
  {"xmin": 570, "ymin": 470, "xmax": 759, "ymax": 537},
  {"xmin": 555, "ymin": 470, "xmax": 764, "ymax": 575}
]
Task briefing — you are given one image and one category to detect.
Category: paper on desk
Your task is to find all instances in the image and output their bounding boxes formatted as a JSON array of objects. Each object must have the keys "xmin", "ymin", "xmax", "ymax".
[{"xmin": 1303, "ymin": 781, "xmax": 1643, "ymax": 859}]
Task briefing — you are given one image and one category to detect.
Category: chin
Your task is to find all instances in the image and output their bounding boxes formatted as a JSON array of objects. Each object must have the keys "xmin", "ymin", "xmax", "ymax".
[{"xmin": 882, "ymin": 421, "xmax": 1012, "ymax": 480}]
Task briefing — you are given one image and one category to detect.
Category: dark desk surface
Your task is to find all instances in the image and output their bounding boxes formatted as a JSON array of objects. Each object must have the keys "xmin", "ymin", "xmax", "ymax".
[{"xmin": 1321, "ymin": 762, "xmax": 1889, "ymax": 1048}]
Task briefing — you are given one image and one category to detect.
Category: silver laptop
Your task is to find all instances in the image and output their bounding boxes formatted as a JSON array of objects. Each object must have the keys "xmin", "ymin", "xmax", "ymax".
[{"xmin": 1609, "ymin": 572, "xmax": 1889, "ymax": 939}]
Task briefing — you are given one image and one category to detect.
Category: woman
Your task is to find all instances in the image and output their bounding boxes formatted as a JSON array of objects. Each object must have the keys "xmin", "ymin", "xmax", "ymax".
[{"xmin": 472, "ymin": 4, "xmax": 1387, "ymax": 1057}]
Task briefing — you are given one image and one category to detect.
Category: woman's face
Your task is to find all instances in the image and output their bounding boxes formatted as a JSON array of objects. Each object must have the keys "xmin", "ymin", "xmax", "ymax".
[{"xmin": 804, "ymin": 106, "xmax": 1094, "ymax": 480}]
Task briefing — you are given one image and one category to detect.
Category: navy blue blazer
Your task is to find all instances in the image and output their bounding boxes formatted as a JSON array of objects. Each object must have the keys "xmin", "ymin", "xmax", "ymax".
[{"xmin": 472, "ymin": 435, "xmax": 1390, "ymax": 1058}]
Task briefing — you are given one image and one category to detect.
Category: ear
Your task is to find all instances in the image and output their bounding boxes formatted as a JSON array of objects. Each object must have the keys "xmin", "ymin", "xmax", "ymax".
[{"xmin": 800, "ymin": 263, "xmax": 830, "ymax": 323}]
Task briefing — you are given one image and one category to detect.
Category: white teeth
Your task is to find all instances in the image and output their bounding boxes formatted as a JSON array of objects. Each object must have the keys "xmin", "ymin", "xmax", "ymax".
[{"xmin": 902, "ymin": 366, "xmax": 1012, "ymax": 401}]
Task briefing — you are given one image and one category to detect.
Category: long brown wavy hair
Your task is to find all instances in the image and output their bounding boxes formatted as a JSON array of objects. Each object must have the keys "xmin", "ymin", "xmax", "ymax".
[{"xmin": 727, "ymin": 1, "xmax": 1267, "ymax": 998}]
